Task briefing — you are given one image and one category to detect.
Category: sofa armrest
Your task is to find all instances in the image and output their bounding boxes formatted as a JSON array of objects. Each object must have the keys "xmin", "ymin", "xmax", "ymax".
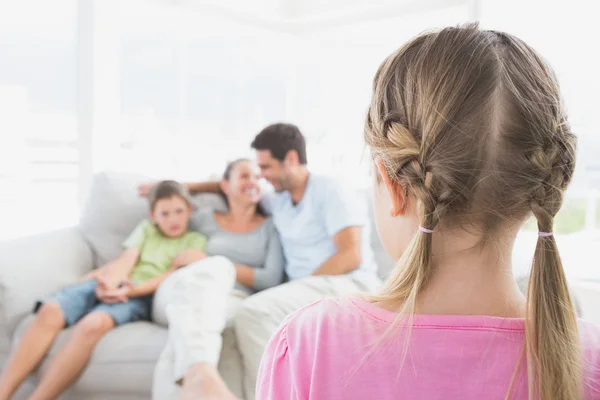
[
  {"xmin": 570, "ymin": 279, "xmax": 600, "ymax": 325},
  {"xmin": 0, "ymin": 227, "xmax": 93, "ymax": 361}
]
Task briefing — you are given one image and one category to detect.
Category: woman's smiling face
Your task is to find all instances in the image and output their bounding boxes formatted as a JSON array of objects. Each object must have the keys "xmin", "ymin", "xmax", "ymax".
[{"xmin": 221, "ymin": 160, "xmax": 262, "ymax": 205}]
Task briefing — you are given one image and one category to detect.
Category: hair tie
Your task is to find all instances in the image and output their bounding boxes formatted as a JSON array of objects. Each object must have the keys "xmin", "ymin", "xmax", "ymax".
[
  {"xmin": 538, "ymin": 231, "xmax": 553, "ymax": 237},
  {"xmin": 419, "ymin": 226, "xmax": 435, "ymax": 234}
]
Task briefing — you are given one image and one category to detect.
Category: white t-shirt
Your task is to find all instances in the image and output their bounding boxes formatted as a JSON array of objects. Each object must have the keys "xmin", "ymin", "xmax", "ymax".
[{"xmin": 262, "ymin": 174, "xmax": 379, "ymax": 285}]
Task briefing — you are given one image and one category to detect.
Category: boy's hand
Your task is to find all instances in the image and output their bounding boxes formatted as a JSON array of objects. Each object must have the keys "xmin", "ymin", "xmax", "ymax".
[
  {"xmin": 171, "ymin": 249, "xmax": 207, "ymax": 269},
  {"xmin": 97, "ymin": 280, "xmax": 134, "ymax": 303},
  {"xmin": 79, "ymin": 269, "xmax": 99, "ymax": 282}
]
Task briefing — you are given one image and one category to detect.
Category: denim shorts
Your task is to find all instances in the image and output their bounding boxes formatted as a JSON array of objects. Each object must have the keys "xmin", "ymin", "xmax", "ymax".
[{"xmin": 34, "ymin": 279, "xmax": 153, "ymax": 327}]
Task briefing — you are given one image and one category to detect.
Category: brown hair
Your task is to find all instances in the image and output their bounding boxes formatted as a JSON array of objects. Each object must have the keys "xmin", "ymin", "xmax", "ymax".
[
  {"xmin": 148, "ymin": 180, "xmax": 192, "ymax": 211},
  {"xmin": 251, "ymin": 123, "xmax": 308, "ymax": 164},
  {"xmin": 365, "ymin": 24, "xmax": 580, "ymax": 399}
]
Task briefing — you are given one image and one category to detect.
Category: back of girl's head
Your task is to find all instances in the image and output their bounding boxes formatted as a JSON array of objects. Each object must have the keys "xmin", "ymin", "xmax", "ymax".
[
  {"xmin": 148, "ymin": 180, "xmax": 192, "ymax": 211},
  {"xmin": 365, "ymin": 24, "xmax": 580, "ymax": 399}
]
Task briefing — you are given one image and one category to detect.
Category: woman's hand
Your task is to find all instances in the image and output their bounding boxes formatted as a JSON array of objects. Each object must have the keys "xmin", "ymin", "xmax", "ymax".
[{"xmin": 171, "ymin": 249, "xmax": 208, "ymax": 269}]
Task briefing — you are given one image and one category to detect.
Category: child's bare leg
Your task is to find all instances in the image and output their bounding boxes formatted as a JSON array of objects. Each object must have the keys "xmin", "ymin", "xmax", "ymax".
[
  {"xmin": 0, "ymin": 302, "xmax": 65, "ymax": 400},
  {"xmin": 182, "ymin": 363, "xmax": 239, "ymax": 400},
  {"xmin": 29, "ymin": 312, "xmax": 115, "ymax": 400}
]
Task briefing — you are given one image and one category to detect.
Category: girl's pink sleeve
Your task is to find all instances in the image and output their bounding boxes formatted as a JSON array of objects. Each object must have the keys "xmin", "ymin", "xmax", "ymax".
[{"xmin": 256, "ymin": 323, "xmax": 300, "ymax": 400}]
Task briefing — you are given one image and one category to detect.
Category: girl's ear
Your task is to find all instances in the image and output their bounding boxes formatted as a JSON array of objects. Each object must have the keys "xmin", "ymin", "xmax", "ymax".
[{"xmin": 375, "ymin": 158, "xmax": 408, "ymax": 217}]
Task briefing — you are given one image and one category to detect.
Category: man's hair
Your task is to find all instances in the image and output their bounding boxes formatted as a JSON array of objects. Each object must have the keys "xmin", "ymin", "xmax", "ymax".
[
  {"xmin": 251, "ymin": 123, "xmax": 307, "ymax": 165},
  {"xmin": 148, "ymin": 180, "xmax": 192, "ymax": 211}
]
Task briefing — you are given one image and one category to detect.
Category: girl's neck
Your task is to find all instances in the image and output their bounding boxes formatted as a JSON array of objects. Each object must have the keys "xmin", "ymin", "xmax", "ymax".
[{"xmin": 385, "ymin": 227, "xmax": 527, "ymax": 318}]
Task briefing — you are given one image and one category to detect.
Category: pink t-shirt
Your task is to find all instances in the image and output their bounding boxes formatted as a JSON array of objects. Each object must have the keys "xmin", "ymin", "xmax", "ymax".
[{"xmin": 257, "ymin": 297, "xmax": 600, "ymax": 400}]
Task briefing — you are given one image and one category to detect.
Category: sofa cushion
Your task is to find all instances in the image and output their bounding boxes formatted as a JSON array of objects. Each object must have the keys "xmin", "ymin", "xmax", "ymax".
[
  {"xmin": 0, "ymin": 227, "xmax": 93, "ymax": 343},
  {"xmin": 79, "ymin": 171, "xmax": 227, "ymax": 267},
  {"xmin": 13, "ymin": 315, "xmax": 167, "ymax": 396}
]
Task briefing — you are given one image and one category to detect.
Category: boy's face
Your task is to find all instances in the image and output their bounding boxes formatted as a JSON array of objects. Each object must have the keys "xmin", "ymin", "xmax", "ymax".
[{"xmin": 151, "ymin": 195, "xmax": 192, "ymax": 238}]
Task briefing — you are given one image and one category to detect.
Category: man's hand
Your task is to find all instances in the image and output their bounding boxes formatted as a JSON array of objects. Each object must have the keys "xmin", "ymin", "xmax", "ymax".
[
  {"xmin": 171, "ymin": 249, "xmax": 207, "ymax": 269},
  {"xmin": 138, "ymin": 182, "xmax": 155, "ymax": 197}
]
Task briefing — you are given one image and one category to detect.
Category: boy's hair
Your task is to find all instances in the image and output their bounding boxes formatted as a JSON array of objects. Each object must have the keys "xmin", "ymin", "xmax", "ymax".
[
  {"xmin": 366, "ymin": 24, "xmax": 579, "ymax": 399},
  {"xmin": 148, "ymin": 180, "xmax": 192, "ymax": 211},
  {"xmin": 251, "ymin": 123, "xmax": 307, "ymax": 164}
]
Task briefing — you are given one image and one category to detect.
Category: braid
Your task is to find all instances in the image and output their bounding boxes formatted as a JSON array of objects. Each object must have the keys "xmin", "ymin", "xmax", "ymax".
[
  {"xmin": 529, "ymin": 147, "xmax": 562, "ymax": 232},
  {"xmin": 369, "ymin": 120, "xmax": 448, "ymax": 230},
  {"xmin": 529, "ymin": 120, "xmax": 577, "ymax": 231},
  {"xmin": 525, "ymin": 120, "xmax": 580, "ymax": 400}
]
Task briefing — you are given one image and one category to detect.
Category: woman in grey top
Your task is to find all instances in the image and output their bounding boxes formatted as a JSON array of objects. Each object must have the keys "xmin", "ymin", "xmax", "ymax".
[
  {"xmin": 151, "ymin": 159, "xmax": 284, "ymax": 400},
  {"xmin": 191, "ymin": 159, "xmax": 284, "ymax": 294}
]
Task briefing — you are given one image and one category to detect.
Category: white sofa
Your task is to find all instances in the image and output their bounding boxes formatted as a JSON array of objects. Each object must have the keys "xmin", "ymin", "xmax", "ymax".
[
  {"xmin": 0, "ymin": 172, "xmax": 586, "ymax": 399},
  {"xmin": 0, "ymin": 171, "xmax": 397, "ymax": 399}
]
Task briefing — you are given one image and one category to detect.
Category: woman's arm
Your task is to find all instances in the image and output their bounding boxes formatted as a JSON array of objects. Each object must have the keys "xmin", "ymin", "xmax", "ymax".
[
  {"xmin": 251, "ymin": 225, "xmax": 285, "ymax": 291},
  {"xmin": 235, "ymin": 264, "xmax": 255, "ymax": 288}
]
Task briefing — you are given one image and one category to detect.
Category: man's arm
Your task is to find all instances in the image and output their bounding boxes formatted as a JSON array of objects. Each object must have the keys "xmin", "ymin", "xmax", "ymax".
[
  {"xmin": 186, "ymin": 181, "xmax": 221, "ymax": 195},
  {"xmin": 312, "ymin": 226, "xmax": 362, "ymax": 276},
  {"xmin": 138, "ymin": 181, "xmax": 221, "ymax": 197}
]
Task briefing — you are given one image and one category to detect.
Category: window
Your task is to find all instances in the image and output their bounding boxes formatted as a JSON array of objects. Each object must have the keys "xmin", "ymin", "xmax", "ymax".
[
  {"xmin": 290, "ymin": 4, "xmax": 471, "ymax": 188},
  {"xmin": 94, "ymin": 1, "xmax": 290, "ymax": 182},
  {"xmin": 0, "ymin": 0, "xmax": 77, "ymax": 240},
  {"xmin": 481, "ymin": 0, "xmax": 600, "ymax": 281},
  {"xmin": 3, "ymin": 0, "xmax": 596, "ymax": 283}
]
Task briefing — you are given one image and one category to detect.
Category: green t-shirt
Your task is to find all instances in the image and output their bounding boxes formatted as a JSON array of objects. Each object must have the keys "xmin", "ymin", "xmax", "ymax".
[{"xmin": 124, "ymin": 220, "xmax": 207, "ymax": 284}]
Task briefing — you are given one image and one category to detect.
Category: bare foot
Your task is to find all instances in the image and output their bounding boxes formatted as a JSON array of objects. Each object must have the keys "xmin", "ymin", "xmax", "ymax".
[{"xmin": 181, "ymin": 363, "xmax": 238, "ymax": 400}]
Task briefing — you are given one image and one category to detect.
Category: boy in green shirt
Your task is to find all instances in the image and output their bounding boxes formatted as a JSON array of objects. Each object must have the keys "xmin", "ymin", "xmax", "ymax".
[{"xmin": 0, "ymin": 181, "xmax": 207, "ymax": 400}]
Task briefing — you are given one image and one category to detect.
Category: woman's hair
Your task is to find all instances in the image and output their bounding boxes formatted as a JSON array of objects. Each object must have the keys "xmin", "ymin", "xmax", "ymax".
[
  {"xmin": 221, "ymin": 158, "xmax": 267, "ymax": 217},
  {"xmin": 365, "ymin": 24, "xmax": 580, "ymax": 399},
  {"xmin": 148, "ymin": 180, "xmax": 192, "ymax": 211}
]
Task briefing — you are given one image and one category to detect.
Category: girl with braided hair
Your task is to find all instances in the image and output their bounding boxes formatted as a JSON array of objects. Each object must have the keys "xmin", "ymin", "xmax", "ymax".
[{"xmin": 257, "ymin": 24, "xmax": 600, "ymax": 400}]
